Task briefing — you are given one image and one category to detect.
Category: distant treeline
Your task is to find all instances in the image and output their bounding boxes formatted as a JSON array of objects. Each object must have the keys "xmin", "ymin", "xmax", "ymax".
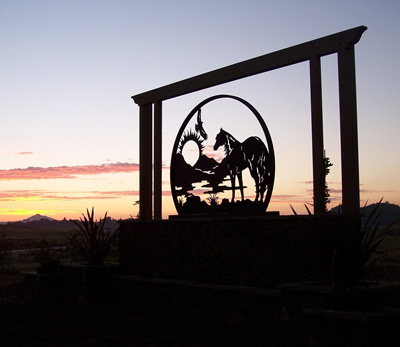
[{"xmin": 7, "ymin": 218, "xmax": 79, "ymax": 231}]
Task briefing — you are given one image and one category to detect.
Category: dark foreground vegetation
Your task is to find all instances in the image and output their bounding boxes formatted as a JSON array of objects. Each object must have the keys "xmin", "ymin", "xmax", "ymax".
[
  {"xmin": 1, "ymin": 204, "xmax": 400, "ymax": 346},
  {"xmin": 0, "ymin": 225, "xmax": 284, "ymax": 346},
  {"xmin": 0, "ymin": 277, "xmax": 285, "ymax": 346},
  {"xmin": 2, "ymin": 266, "xmax": 400, "ymax": 346}
]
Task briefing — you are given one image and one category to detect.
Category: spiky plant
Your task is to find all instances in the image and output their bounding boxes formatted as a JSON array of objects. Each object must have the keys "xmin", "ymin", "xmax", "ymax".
[
  {"xmin": 69, "ymin": 208, "xmax": 119, "ymax": 265},
  {"xmin": 329, "ymin": 200, "xmax": 400, "ymax": 287},
  {"xmin": 177, "ymin": 196, "xmax": 185, "ymax": 207},
  {"xmin": 291, "ymin": 199, "xmax": 400, "ymax": 287},
  {"xmin": 207, "ymin": 193, "xmax": 220, "ymax": 206}
]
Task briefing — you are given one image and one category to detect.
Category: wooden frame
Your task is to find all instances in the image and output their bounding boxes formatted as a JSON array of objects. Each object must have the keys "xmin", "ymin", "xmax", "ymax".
[{"xmin": 132, "ymin": 26, "xmax": 367, "ymax": 219}]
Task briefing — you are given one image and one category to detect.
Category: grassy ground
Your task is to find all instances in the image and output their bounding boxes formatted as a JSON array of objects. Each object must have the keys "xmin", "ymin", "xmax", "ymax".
[{"xmin": 0, "ymin": 224, "xmax": 73, "ymax": 240}]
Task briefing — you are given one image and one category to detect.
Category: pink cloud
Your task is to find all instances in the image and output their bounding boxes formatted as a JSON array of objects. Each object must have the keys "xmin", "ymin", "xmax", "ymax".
[
  {"xmin": 206, "ymin": 153, "xmax": 224, "ymax": 161},
  {"xmin": 305, "ymin": 188, "xmax": 342, "ymax": 194},
  {"xmin": 270, "ymin": 194, "xmax": 311, "ymax": 203},
  {"xmin": 0, "ymin": 190, "xmax": 85, "ymax": 201},
  {"xmin": 360, "ymin": 189, "xmax": 394, "ymax": 193},
  {"xmin": 15, "ymin": 152, "xmax": 34, "ymax": 155},
  {"xmin": 202, "ymin": 145, "xmax": 224, "ymax": 161},
  {"xmin": 96, "ymin": 190, "xmax": 140, "ymax": 197},
  {"xmin": 298, "ymin": 181, "xmax": 342, "ymax": 185},
  {"xmin": 0, "ymin": 189, "xmax": 140, "ymax": 202},
  {"xmin": 0, "ymin": 162, "xmax": 140, "ymax": 180},
  {"xmin": 0, "ymin": 190, "xmax": 40, "ymax": 201}
]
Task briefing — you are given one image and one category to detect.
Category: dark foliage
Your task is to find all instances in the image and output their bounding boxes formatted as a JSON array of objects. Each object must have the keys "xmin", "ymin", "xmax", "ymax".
[
  {"xmin": 292, "ymin": 199, "xmax": 400, "ymax": 287},
  {"xmin": 68, "ymin": 208, "xmax": 119, "ymax": 265}
]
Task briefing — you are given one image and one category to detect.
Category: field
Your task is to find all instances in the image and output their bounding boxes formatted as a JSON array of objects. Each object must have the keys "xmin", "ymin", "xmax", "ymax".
[
  {"xmin": 0, "ymin": 223, "xmax": 74, "ymax": 239},
  {"xmin": 1, "ymin": 222, "xmax": 400, "ymax": 279},
  {"xmin": 0, "ymin": 224, "xmax": 73, "ymax": 274},
  {"xmin": 0, "ymin": 221, "xmax": 121, "ymax": 284},
  {"xmin": 0, "ymin": 221, "xmax": 120, "ymax": 275}
]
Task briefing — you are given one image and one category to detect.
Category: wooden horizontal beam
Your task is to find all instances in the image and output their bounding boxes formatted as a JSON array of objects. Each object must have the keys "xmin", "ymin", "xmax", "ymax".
[{"xmin": 132, "ymin": 26, "xmax": 366, "ymax": 105}]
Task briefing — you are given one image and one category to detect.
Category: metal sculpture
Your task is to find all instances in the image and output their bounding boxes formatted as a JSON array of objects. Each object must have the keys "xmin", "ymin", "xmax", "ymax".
[
  {"xmin": 133, "ymin": 26, "xmax": 366, "ymax": 220},
  {"xmin": 170, "ymin": 94, "xmax": 275, "ymax": 215},
  {"xmin": 213, "ymin": 128, "xmax": 270, "ymax": 202}
]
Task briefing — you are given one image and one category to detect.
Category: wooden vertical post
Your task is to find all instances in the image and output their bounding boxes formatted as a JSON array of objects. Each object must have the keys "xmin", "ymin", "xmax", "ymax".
[
  {"xmin": 154, "ymin": 101, "xmax": 162, "ymax": 220},
  {"xmin": 139, "ymin": 103, "xmax": 153, "ymax": 220},
  {"xmin": 338, "ymin": 46, "xmax": 360, "ymax": 216},
  {"xmin": 132, "ymin": 27, "xmax": 366, "ymax": 219},
  {"xmin": 310, "ymin": 56, "xmax": 325, "ymax": 216}
]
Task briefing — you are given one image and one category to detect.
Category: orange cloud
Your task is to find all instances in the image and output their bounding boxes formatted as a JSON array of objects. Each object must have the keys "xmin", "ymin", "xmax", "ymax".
[{"xmin": 0, "ymin": 162, "xmax": 140, "ymax": 180}]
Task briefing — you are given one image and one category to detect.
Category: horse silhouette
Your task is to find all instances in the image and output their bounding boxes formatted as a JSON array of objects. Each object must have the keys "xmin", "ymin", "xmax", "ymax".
[{"xmin": 213, "ymin": 128, "xmax": 269, "ymax": 202}]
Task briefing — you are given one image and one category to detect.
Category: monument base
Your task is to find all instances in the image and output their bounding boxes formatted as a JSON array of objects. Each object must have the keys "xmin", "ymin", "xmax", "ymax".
[{"xmin": 119, "ymin": 215, "xmax": 314, "ymax": 288}]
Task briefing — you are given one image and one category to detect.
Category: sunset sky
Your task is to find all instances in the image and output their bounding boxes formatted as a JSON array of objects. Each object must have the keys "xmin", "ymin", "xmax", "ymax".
[{"xmin": 1, "ymin": 1, "xmax": 399, "ymax": 221}]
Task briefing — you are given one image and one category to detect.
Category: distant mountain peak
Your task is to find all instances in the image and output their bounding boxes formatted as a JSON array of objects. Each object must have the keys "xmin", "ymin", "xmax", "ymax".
[
  {"xmin": 330, "ymin": 202, "xmax": 400, "ymax": 227},
  {"xmin": 22, "ymin": 214, "xmax": 55, "ymax": 223}
]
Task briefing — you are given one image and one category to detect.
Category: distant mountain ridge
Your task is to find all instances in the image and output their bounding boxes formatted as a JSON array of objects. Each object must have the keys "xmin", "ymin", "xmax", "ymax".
[
  {"xmin": 330, "ymin": 202, "xmax": 400, "ymax": 228},
  {"xmin": 21, "ymin": 214, "xmax": 55, "ymax": 223},
  {"xmin": 7, "ymin": 214, "xmax": 119, "ymax": 232}
]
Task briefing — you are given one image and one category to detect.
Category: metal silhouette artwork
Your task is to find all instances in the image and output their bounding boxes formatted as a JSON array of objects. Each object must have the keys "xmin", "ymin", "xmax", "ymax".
[
  {"xmin": 213, "ymin": 128, "xmax": 269, "ymax": 202},
  {"xmin": 133, "ymin": 27, "xmax": 366, "ymax": 219},
  {"xmin": 170, "ymin": 95, "xmax": 275, "ymax": 215}
]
